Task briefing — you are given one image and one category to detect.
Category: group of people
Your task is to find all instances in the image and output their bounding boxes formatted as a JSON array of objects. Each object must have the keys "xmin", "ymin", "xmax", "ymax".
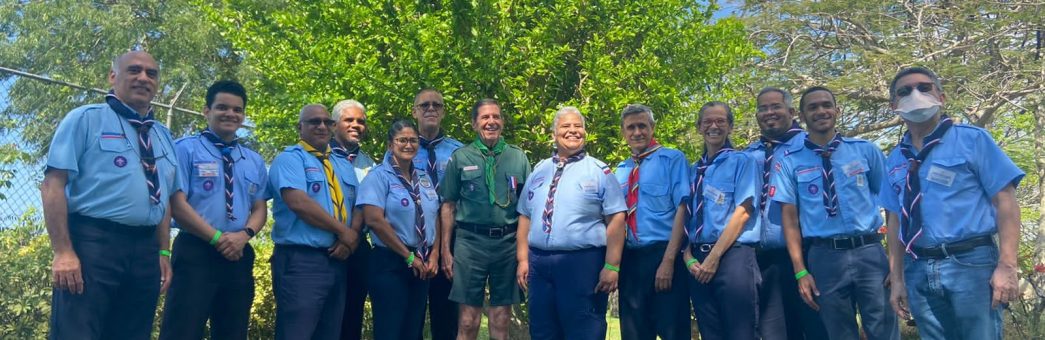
[{"xmin": 41, "ymin": 50, "xmax": 1022, "ymax": 340}]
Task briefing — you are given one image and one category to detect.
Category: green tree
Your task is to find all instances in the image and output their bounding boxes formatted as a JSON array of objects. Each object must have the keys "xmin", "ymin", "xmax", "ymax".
[
  {"xmin": 0, "ymin": 0, "xmax": 250, "ymax": 158},
  {"xmin": 206, "ymin": 0, "xmax": 757, "ymax": 163}
]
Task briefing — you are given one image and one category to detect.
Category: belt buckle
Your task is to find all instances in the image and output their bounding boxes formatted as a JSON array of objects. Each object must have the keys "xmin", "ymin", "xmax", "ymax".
[
  {"xmin": 832, "ymin": 237, "xmax": 855, "ymax": 250},
  {"xmin": 488, "ymin": 227, "xmax": 503, "ymax": 238},
  {"xmin": 699, "ymin": 244, "xmax": 714, "ymax": 252}
]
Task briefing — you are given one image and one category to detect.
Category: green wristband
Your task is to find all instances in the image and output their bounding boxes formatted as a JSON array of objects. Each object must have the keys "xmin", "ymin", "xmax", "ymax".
[
  {"xmin": 603, "ymin": 263, "xmax": 620, "ymax": 272},
  {"xmin": 795, "ymin": 269, "xmax": 809, "ymax": 280},
  {"xmin": 159, "ymin": 250, "xmax": 171, "ymax": 257},
  {"xmin": 686, "ymin": 258, "xmax": 699, "ymax": 267},
  {"xmin": 405, "ymin": 253, "xmax": 415, "ymax": 267},
  {"xmin": 210, "ymin": 230, "xmax": 222, "ymax": 246}
]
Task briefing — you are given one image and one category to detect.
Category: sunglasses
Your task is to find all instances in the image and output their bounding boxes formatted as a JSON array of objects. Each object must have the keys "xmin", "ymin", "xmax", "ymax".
[
  {"xmin": 896, "ymin": 82, "xmax": 934, "ymax": 98},
  {"xmin": 302, "ymin": 118, "xmax": 336, "ymax": 127},
  {"xmin": 415, "ymin": 101, "xmax": 444, "ymax": 110}
]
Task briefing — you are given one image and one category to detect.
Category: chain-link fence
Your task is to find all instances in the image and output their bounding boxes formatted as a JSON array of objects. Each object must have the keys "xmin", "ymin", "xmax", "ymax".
[{"xmin": 0, "ymin": 66, "xmax": 212, "ymax": 228}]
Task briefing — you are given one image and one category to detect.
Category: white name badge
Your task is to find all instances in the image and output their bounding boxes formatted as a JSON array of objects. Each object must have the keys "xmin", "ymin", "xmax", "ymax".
[
  {"xmin": 463, "ymin": 165, "xmax": 480, "ymax": 171},
  {"xmin": 704, "ymin": 185, "xmax": 726, "ymax": 205},
  {"xmin": 842, "ymin": 160, "xmax": 866, "ymax": 177},
  {"xmin": 197, "ymin": 162, "xmax": 219, "ymax": 177},
  {"xmin": 926, "ymin": 166, "xmax": 956, "ymax": 187},
  {"xmin": 581, "ymin": 180, "xmax": 598, "ymax": 193}
]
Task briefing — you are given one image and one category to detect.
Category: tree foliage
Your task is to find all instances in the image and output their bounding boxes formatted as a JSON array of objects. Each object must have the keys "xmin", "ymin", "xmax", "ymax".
[
  {"xmin": 0, "ymin": 0, "xmax": 250, "ymax": 158},
  {"xmin": 207, "ymin": 0, "xmax": 758, "ymax": 163}
]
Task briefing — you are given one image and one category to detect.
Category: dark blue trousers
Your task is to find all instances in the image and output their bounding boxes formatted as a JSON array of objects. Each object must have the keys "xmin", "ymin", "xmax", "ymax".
[
  {"xmin": 806, "ymin": 242, "xmax": 899, "ymax": 340},
  {"xmin": 340, "ymin": 238, "xmax": 371, "ymax": 340},
  {"xmin": 49, "ymin": 214, "xmax": 160, "ymax": 340},
  {"xmin": 421, "ymin": 233, "xmax": 457, "ymax": 340},
  {"xmin": 618, "ymin": 242, "xmax": 690, "ymax": 340},
  {"xmin": 689, "ymin": 245, "xmax": 760, "ymax": 340},
  {"xmin": 272, "ymin": 244, "xmax": 348, "ymax": 340},
  {"xmin": 757, "ymin": 247, "xmax": 828, "ymax": 340},
  {"xmin": 369, "ymin": 246, "xmax": 430, "ymax": 340},
  {"xmin": 159, "ymin": 233, "xmax": 255, "ymax": 340},
  {"xmin": 527, "ymin": 247, "xmax": 608, "ymax": 340}
]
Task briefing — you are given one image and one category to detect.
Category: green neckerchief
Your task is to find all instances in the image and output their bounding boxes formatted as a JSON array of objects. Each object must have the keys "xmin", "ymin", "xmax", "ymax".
[{"xmin": 472, "ymin": 137, "xmax": 507, "ymax": 206}]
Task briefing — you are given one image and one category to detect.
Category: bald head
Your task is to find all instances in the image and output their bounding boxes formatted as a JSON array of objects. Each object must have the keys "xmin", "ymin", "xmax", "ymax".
[
  {"xmin": 299, "ymin": 104, "xmax": 329, "ymax": 120},
  {"xmin": 108, "ymin": 51, "xmax": 159, "ymax": 115}
]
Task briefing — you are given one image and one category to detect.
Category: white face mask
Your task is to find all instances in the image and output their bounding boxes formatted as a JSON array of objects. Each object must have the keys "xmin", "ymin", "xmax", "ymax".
[{"xmin": 894, "ymin": 89, "xmax": 942, "ymax": 123}]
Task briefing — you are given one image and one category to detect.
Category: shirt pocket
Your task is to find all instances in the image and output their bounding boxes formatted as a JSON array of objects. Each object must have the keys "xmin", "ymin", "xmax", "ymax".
[
  {"xmin": 796, "ymin": 168, "xmax": 824, "ymax": 206},
  {"xmin": 242, "ymin": 169, "xmax": 263, "ymax": 200},
  {"xmin": 192, "ymin": 162, "xmax": 221, "ymax": 197},
  {"xmin": 925, "ymin": 157, "xmax": 967, "ymax": 190},
  {"xmin": 841, "ymin": 159, "xmax": 870, "ymax": 189},
  {"xmin": 459, "ymin": 169, "xmax": 487, "ymax": 203},
  {"xmin": 640, "ymin": 182, "xmax": 674, "ymax": 213},
  {"xmin": 304, "ymin": 170, "xmax": 326, "ymax": 197}
]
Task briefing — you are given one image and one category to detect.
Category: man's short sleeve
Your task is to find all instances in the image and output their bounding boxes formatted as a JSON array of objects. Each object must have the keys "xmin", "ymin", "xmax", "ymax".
[
  {"xmin": 770, "ymin": 157, "xmax": 798, "ymax": 205},
  {"xmin": 878, "ymin": 152, "xmax": 903, "ymax": 214},
  {"xmin": 438, "ymin": 153, "xmax": 462, "ymax": 201},
  {"xmin": 356, "ymin": 172, "xmax": 389, "ymax": 209},
  {"xmin": 255, "ymin": 156, "xmax": 272, "ymax": 201},
  {"xmin": 971, "ymin": 129, "xmax": 1024, "ymax": 197},
  {"xmin": 669, "ymin": 153, "xmax": 691, "ymax": 206},
  {"xmin": 174, "ymin": 141, "xmax": 192, "ymax": 194},
  {"xmin": 601, "ymin": 168, "xmax": 627, "ymax": 215},
  {"xmin": 268, "ymin": 152, "xmax": 307, "ymax": 199},
  {"xmin": 46, "ymin": 109, "xmax": 88, "ymax": 173}
]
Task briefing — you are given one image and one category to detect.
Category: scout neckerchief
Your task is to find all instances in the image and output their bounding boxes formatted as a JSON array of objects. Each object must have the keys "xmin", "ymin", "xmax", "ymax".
[
  {"xmin": 471, "ymin": 137, "xmax": 511, "ymax": 207},
  {"xmin": 390, "ymin": 156, "xmax": 430, "ymax": 261},
  {"xmin": 541, "ymin": 148, "xmax": 587, "ymax": 234},
  {"xmin": 803, "ymin": 132, "xmax": 844, "ymax": 217},
  {"xmin": 759, "ymin": 121, "xmax": 803, "ymax": 213},
  {"xmin": 330, "ymin": 139, "xmax": 360, "ymax": 163},
  {"xmin": 299, "ymin": 141, "xmax": 347, "ymax": 223},
  {"xmin": 625, "ymin": 138, "xmax": 663, "ymax": 242},
  {"xmin": 420, "ymin": 131, "xmax": 446, "ymax": 187},
  {"xmin": 899, "ymin": 116, "xmax": 954, "ymax": 257},
  {"xmin": 106, "ymin": 91, "xmax": 161, "ymax": 205},
  {"xmin": 688, "ymin": 140, "xmax": 734, "ymax": 243},
  {"xmin": 201, "ymin": 129, "xmax": 238, "ymax": 221}
]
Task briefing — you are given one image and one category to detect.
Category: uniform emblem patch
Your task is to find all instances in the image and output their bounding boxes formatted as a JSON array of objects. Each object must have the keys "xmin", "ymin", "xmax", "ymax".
[
  {"xmin": 311, "ymin": 182, "xmax": 321, "ymax": 193},
  {"xmin": 113, "ymin": 156, "xmax": 128, "ymax": 168},
  {"xmin": 808, "ymin": 184, "xmax": 819, "ymax": 195},
  {"xmin": 768, "ymin": 186, "xmax": 776, "ymax": 197},
  {"xmin": 203, "ymin": 180, "xmax": 214, "ymax": 191},
  {"xmin": 401, "ymin": 198, "xmax": 410, "ymax": 207}
]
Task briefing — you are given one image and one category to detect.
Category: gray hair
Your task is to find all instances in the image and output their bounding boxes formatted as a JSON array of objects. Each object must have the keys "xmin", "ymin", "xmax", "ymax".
[
  {"xmin": 298, "ymin": 103, "xmax": 329, "ymax": 121},
  {"xmin": 332, "ymin": 100, "xmax": 366, "ymax": 121},
  {"xmin": 889, "ymin": 67, "xmax": 944, "ymax": 103},
  {"xmin": 757, "ymin": 87, "xmax": 794, "ymax": 109},
  {"xmin": 620, "ymin": 104, "xmax": 655, "ymax": 125},
  {"xmin": 552, "ymin": 106, "xmax": 586, "ymax": 131}
]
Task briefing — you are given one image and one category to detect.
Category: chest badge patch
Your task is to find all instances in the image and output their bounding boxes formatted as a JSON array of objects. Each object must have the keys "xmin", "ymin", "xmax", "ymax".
[
  {"xmin": 311, "ymin": 182, "xmax": 322, "ymax": 193},
  {"xmin": 113, "ymin": 156, "xmax": 128, "ymax": 168},
  {"xmin": 203, "ymin": 180, "xmax": 214, "ymax": 191},
  {"xmin": 807, "ymin": 183, "xmax": 819, "ymax": 195},
  {"xmin": 401, "ymin": 198, "xmax": 410, "ymax": 207}
]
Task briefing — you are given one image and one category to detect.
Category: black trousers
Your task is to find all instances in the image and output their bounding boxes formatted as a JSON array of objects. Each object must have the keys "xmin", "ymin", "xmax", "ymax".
[
  {"xmin": 159, "ymin": 233, "xmax": 255, "ymax": 340},
  {"xmin": 272, "ymin": 244, "xmax": 348, "ymax": 340},
  {"xmin": 618, "ymin": 242, "xmax": 691, "ymax": 340},
  {"xmin": 370, "ymin": 246, "xmax": 430, "ymax": 340},
  {"xmin": 689, "ymin": 245, "xmax": 760, "ymax": 340},
  {"xmin": 421, "ymin": 232, "xmax": 457, "ymax": 340},
  {"xmin": 49, "ymin": 214, "xmax": 160, "ymax": 340},
  {"xmin": 756, "ymin": 247, "xmax": 828, "ymax": 340},
  {"xmin": 339, "ymin": 238, "xmax": 371, "ymax": 340}
]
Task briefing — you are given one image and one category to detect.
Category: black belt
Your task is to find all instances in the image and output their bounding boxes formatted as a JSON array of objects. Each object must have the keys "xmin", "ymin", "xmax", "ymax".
[
  {"xmin": 809, "ymin": 233, "xmax": 881, "ymax": 250},
  {"xmin": 457, "ymin": 222, "xmax": 517, "ymax": 238},
  {"xmin": 911, "ymin": 235, "xmax": 994, "ymax": 259}
]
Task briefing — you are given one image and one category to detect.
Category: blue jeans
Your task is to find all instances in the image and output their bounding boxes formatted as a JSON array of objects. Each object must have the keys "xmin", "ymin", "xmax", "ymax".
[
  {"xmin": 904, "ymin": 245, "xmax": 1002, "ymax": 340},
  {"xmin": 807, "ymin": 242, "xmax": 899, "ymax": 340}
]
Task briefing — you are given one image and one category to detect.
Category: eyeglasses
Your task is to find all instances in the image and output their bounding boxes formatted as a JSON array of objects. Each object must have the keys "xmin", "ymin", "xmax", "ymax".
[
  {"xmin": 415, "ymin": 101, "xmax": 444, "ymax": 110},
  {"xmin": 393, "ymin": 137, "xmax": 420, "ymax": 145},
  {"xmin": 896, "ymin": 82, "xmax": 934, "ymax": 98},
  {"xmin": 700, "ymin": 118, "xmax": 730, "ymax": 128},
  {"xmin": 303, "ymin": 118, "xmax": 335, "ymax": 127}
]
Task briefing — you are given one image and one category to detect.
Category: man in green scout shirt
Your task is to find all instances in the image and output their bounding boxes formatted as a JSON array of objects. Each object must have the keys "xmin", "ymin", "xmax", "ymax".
[{"xmin": 438, "ymin": 98, "xmax": 531, "ymax": 340}]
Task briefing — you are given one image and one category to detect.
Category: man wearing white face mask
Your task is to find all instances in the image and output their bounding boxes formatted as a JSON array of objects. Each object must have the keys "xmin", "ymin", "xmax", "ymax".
[{"xmin": 880, "ymin": 67, "xmax": 1024, "ymax": 340}]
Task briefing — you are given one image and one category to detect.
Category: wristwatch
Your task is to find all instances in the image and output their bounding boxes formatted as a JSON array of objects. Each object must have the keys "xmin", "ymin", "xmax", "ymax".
[{"xmin": 244, "ymin": 227, "xmax": 256, "ymax": 238}]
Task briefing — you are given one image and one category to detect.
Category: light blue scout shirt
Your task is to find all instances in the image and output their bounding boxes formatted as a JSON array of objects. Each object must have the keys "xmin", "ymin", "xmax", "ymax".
[
  {"xmin": 356, "ymin": 160, "xmax": 439, "ymax": 249},
  {"xmin": 744, "ymin": 133, "xmax": 804, "ymax": 248},
  {"xmin": 46, "ymin": 103, "xmax": 179, "ymax": 227},
  {"xmin": 613, "ymin": 147, "xmax": 690, "ymax": 247},
  {"xmin": 173, "ymin": 134, "xmax": 270, "ymax": 232},
  {"xmin": 880, "ymin": 123, "xmax": 1024, "ymax": 247},
  {"xmin": 350, "ymin": 152, "xmax": 377, "ymax": 181},
  {"xmin": 771, "ymin": 136, "xmax": 887, "ymax": 238},
  {"xmin": 689, "ymin": 151, "xmax": 761, "ymax": 244},
  {"xmin": 269, "ymin": 144, "xmax": 358, "ymax": 248},
  {"xmin": 517, "ymin": 155, "xmax": 628, "ymax": 251},
  {"xmin": 415, "ymin": 135, "xmax": 463, "ymax": 184}
]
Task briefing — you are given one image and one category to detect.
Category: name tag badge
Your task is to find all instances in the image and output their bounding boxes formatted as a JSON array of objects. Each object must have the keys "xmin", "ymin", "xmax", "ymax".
[
  {"xmin": 842, "ymin": 160, "xmax": 866, "ymax": 177},
  {"xmin": 419, "ymin": 177, "xmax": 433, "ymax": 188},
  {"xmin": 704, "ymin": 186, "xmax": 726, "ymax": 205},
  {"xmin": 927, "ymin": 166, "xmax": 956, "ymax": 187},
  {"xmin": 197, "ymin": 162, "xmax": 219, "ymax": 177},
  {"xmin": 856, "ymin": 174, "xmax": 866, "ymax": 187},
  {"xmin": 463, "ymin": 165, "xmax": 480, "ymax": 171}
]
